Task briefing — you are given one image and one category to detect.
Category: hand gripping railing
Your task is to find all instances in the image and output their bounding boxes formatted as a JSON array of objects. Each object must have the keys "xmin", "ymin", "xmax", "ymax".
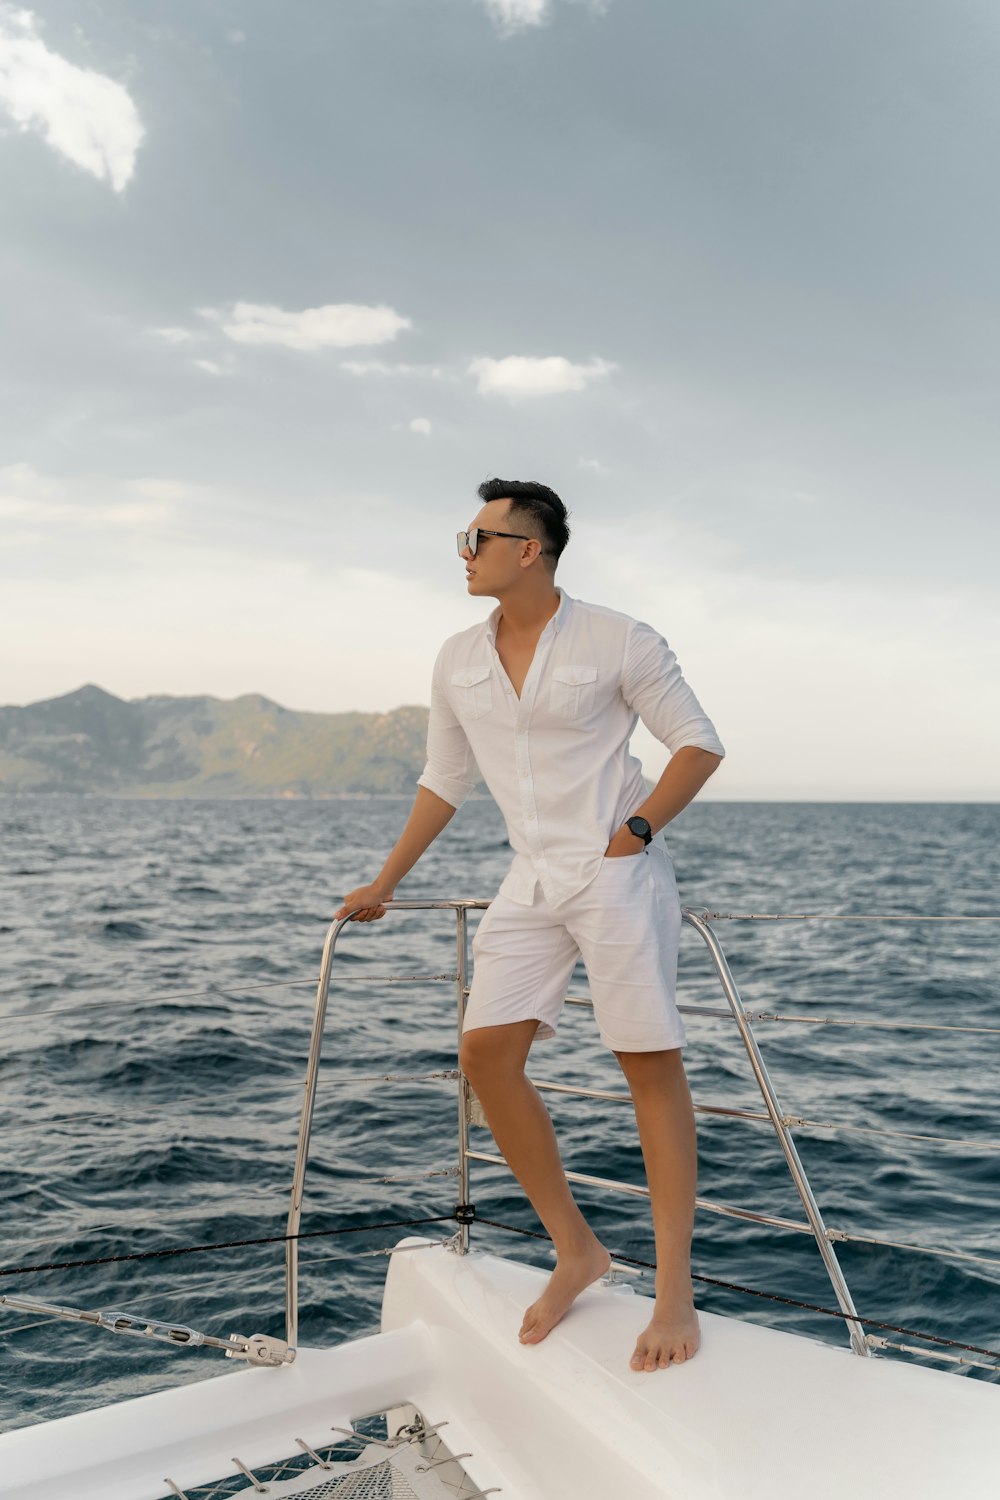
[{"xmin": 284, "ymin": 901, "xmax": 869, "ymax": 1355}]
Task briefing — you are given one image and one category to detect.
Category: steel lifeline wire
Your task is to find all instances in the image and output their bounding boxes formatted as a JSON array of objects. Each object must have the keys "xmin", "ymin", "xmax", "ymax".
[
  {"xmin": 474, "ymin": 1216, "xmax": 1000, "ymax": 1365},
  {"xmin": 0, "ymin": 1217, "xmax": 457, "ymax": 1279},
  {"xmin": 3, "ymin": 1207, "xmax": 998, "ymax": 1367}
]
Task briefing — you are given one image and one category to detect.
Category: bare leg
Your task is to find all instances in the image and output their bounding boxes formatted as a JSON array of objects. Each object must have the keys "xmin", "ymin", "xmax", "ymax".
[
  {"xmin": 615, "ymin": 1047, "xmax": 701, "ymax": 1372},
  {"xmin": 460, "ymin": 1021, "xmax": 610, "ymax": 1344}
]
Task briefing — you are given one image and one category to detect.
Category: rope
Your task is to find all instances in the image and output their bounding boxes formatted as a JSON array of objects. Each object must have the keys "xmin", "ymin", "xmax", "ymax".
[
  {"xmin": 697, "ymin": 912, "xmax": 1000, "ymax": 921},
  {"xmin": 474, "ymin": 1217, "xmax": 1000, "ymax": 1363},
  {"xmin": 744, "ymin": 1012, "xmax": 1000, "ymax": 1036},
  {"xmin": 1, "ymin": 1171, "xmax": 459, "ymax": 1261},
  {"xmin": 0, "ymin": 1216, "xmax": 454, "ymax": 1279},
  {"xmin": 4, "ymin": 1206, "xmax": 996, "ymax": 1366}
]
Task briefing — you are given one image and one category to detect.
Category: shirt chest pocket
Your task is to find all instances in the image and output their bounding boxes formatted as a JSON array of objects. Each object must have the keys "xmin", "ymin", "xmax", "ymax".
[
  {"xmin": 450, "ymin": 664, "xmax": 493, "ymax": 720},
  {"xmin": 550, "ymin": 665, "xmax": 598, "ymax": 719}
]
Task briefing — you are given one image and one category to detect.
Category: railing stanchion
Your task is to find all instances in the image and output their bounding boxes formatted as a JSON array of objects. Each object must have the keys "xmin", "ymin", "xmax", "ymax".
[
  {"xmin": 456, "ymin": 907, "xmax": 472, "ymax": 1254},
  {"xmin": 285, "ymin": 916, "xmax": 350, "ymax": 1350},
  {"xmin": 682, "ymin": 910, "xmax": 871, "ymax": 1357},
  {"xmin": 284, "ymin": 901, "xmax": 488, "ymax": 1348}
]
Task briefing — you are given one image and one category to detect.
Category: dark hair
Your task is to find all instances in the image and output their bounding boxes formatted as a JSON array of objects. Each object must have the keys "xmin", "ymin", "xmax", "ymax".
[{"xmin": 476, "ymin": 477, "xmax": 571, "ymax": 568}]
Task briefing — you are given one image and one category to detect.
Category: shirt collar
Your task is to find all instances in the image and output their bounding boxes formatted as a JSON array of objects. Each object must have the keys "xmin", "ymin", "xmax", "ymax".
[{"xmin": 487, "ymin": 587, "xmax": 572, "ymax": 646}]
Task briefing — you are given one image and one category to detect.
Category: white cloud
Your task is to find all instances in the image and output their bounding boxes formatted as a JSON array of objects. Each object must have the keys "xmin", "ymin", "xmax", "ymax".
[
  {"xmin": 0, "ymin": 6, "xmax": 143, "ymax": 192},
  {"xmin": 578, "ymin": 456, "xmax": 610, "ymax": 475},
  {"xmin": 201, "ymin": 301, "xmax": 412, "ymax": 352},
  {"xmin": 483, "ymin": 0, "xmax": 551, "ymax": 35},
  {"xmin": 193, "ymin": 358, "xmax": 232, "ymax": 376},
  {"xmin": 148, "ymin": 326, "xmax": 199, "ymax": 345},
  {"xmin": 409, "ymin": 418, "xmax": 432, "ymax": 436},
  {"xmin": 480, "ymin": 0, "xmax": 611, "ymax": 34},
  {"xmin": 0, "ymin": 462, "xmax": 173, "ymax": 529},
  {"xmin": 468, "ymin": 354, "xmax": 617, "ymax": 398},
  {"xmin": 341, "ymin": 360, "xmax": 450, "ymax": 378}
]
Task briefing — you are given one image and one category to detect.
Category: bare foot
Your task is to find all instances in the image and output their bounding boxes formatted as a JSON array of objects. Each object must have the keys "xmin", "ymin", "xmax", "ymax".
[
  {"xmin": 630, "ymin": 1297, "xmax": 701, "ymax": 1372},
  {"xmin": 519, "ymin": 1240, "xmax": 612, "ymax": 1345}
]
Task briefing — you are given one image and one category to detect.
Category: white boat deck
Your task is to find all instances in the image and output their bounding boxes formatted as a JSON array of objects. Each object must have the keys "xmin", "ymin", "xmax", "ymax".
[{"xmin": 2, "ymin": 1237, "xmax": 997, "ymax": 1500}]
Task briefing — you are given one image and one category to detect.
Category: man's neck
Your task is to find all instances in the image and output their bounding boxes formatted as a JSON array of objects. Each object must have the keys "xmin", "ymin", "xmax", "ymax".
[{"xmin": 496, "ymin": 584, "xmax": 561, "ymax": 641}]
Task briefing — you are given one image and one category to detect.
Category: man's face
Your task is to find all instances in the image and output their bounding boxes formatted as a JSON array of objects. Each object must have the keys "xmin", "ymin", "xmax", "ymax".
[{"xmin": 460, "ymin": 498, "xmax": 536, "ymax": 597}]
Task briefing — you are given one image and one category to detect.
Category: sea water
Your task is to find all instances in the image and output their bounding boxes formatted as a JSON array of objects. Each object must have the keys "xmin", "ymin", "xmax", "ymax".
[{"xmin": 1, "ymin": 795, "xmax": 998, "ymax": 1427}]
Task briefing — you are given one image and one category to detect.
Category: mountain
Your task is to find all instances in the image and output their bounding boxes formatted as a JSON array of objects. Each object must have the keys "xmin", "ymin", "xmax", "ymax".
[{"xmin": 0, "ymin": 685, "xmax": 443, "ymax": 798}]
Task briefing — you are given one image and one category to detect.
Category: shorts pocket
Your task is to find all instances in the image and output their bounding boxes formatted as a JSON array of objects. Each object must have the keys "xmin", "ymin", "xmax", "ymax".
[
  {"xmin": 601, "ymin": 850, "xmax": 647, "ymax": 870},
  {"xmin": 550, "ymin": 665, "xmax": 598, "ymax": 719},
  {"xmin": 450, "ymin": 664, "xmax": 493, "ymax": 720}
]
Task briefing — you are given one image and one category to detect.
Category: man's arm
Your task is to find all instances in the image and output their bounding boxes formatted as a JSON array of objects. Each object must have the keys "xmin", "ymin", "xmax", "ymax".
[
  {"xmin": 605, "ymin": 747, "xmax": 722, "ymax": 856},
  {"xmin": 606, "ymin": 620, "xmax": 725, "ymax": 856},
  {"xmin": 335, "ymin": 785, "xmax": 458, "ymax": 922},
  {"xmin": 335, "ymin": 646, "xmax": 477, "ymax": 922}
]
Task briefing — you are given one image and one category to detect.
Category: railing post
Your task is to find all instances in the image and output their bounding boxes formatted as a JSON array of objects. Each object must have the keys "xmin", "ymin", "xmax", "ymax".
[
  {"xmin": 284, "ymin": 915, "xmax": 350, "ymax": 1351},
  {"xmin": 682, "ymin": 909, "xmax": 871, "ymax": 1357},
  {"xmin": 455, "ymin": 906, "xmax": 471, "ymax": 1255},
  {"xmin": 285, "ymin": 900, "xmax": 488, "ymax": 1348}
]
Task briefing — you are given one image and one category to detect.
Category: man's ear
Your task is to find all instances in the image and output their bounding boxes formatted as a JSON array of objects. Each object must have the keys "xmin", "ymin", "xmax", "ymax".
[{"xmin": 520, "ymin": 538, "xmax": 544, "ymax": 568}]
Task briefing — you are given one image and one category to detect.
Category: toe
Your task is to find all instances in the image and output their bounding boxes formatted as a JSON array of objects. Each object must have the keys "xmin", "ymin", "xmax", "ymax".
[{"xmin": 520, "ymin": 1308, "xmax": 544, "ymax": 1343}]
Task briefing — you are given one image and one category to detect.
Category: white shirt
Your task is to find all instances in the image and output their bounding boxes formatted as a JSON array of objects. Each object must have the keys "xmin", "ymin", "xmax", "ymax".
[{"xmin": 417, "ymin": 587, "xmax": 725, "ymax": 910}]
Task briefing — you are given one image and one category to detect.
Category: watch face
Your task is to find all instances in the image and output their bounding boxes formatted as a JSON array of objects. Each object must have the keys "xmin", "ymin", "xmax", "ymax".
[{"xmin": 628, "ymin": 816, "xmax": 652, "ymax": 840}]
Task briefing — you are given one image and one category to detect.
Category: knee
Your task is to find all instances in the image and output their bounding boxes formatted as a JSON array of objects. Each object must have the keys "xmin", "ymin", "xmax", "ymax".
[
  {"xmin": 459, "ymin": 1028, "xmax": 525, "ymax": 1087},
  {"xmin": 614, "ymin": 1046, "xmax": 685, "ymax": 1090},
  {"xmin": 459, "ymin": 1030, "xmax": 492, "ymax": 1084}
]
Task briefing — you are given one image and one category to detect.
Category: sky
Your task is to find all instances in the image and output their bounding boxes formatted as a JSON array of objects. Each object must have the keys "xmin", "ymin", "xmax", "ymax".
[{"xmin": 1, "ymin": 0, "xmax": 997, "ymax": 799}]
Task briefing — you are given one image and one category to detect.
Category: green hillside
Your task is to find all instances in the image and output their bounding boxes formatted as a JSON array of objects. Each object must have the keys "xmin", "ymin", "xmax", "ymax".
[{"xmin": 0, "ymin": 685, "xmax": 453, "ymax": 798}]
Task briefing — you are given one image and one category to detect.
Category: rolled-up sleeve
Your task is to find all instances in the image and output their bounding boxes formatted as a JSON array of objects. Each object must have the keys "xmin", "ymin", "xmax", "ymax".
[
  {"xmin": 416, "ymin": 646, "xmax": 478, "ymax": 809},
  {"xmin": 622, "ymin": 620, "xmax": 726, "ymax": 758}
]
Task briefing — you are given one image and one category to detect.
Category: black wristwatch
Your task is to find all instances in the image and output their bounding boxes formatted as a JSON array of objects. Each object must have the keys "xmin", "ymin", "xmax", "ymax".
[{"xmin": 626, "ymin": 815, "xmax": 653, "ymax": 846}]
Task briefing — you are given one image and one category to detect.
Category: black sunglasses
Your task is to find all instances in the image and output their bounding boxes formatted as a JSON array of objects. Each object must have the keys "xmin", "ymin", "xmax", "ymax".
[{"xmin": 456, "ymin": 527, "xmax": 532, "ymax": 557}]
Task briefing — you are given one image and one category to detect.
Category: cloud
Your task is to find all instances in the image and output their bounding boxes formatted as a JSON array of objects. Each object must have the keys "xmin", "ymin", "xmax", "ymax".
[
  {"xmin": 480, "ymin": 0, "xmax": 611, "ymax": 35},
  {"xmin": 193, "ymin": 358, "xmax": 234, "ymax": 376},
  {"xmin": 578, "ymin": 456, "xmax": 610, "ymax": 475},
  {"xmin": 0, "ymin": 6, "xmax": 143, "ymax": 192},
  {"xmin": 482, "ymin": 0, "xmax": 551, "ymax": 35},
  {"xmin": 341, "ymin": 359, "xmax": 450, "ymax": 378},
  {"xmin": 409, "ymin": 418, "xmax": 432, "ymax": 436},
  {"xmin": 0, "ymin": 462, "xmax": 174, "ymax": 529},
  {"xmin": 200, "ymin": 301, "xmax": 412, "ymax": 351},
  {"xmin": 148, "ymin": 326, "xmax": 199, "ymax": 345},
  {"xmin": 467, "ymin": 354, "xmax": 617, "ymax": 398}
]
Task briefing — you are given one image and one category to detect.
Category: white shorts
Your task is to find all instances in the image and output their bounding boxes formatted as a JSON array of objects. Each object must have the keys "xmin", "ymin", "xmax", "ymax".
[{"xmin": 464, "ymin": 843, "xmax": 686, "ymax": 1053}]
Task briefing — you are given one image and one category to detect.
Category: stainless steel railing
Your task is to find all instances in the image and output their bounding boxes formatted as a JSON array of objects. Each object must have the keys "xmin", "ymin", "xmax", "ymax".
[
  {"xmin": 284, "ymin": 901, "xmax": 884, "ymax": 1356},
  {"xmin": 284, "ymin": 900, "xmax": 488, "ymax": 1349}
]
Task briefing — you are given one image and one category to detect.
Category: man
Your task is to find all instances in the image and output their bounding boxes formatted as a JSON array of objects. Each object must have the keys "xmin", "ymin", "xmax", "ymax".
[{"xmin": 336, "ymin": 477, "xmax": 725, "ymax": 1374}]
